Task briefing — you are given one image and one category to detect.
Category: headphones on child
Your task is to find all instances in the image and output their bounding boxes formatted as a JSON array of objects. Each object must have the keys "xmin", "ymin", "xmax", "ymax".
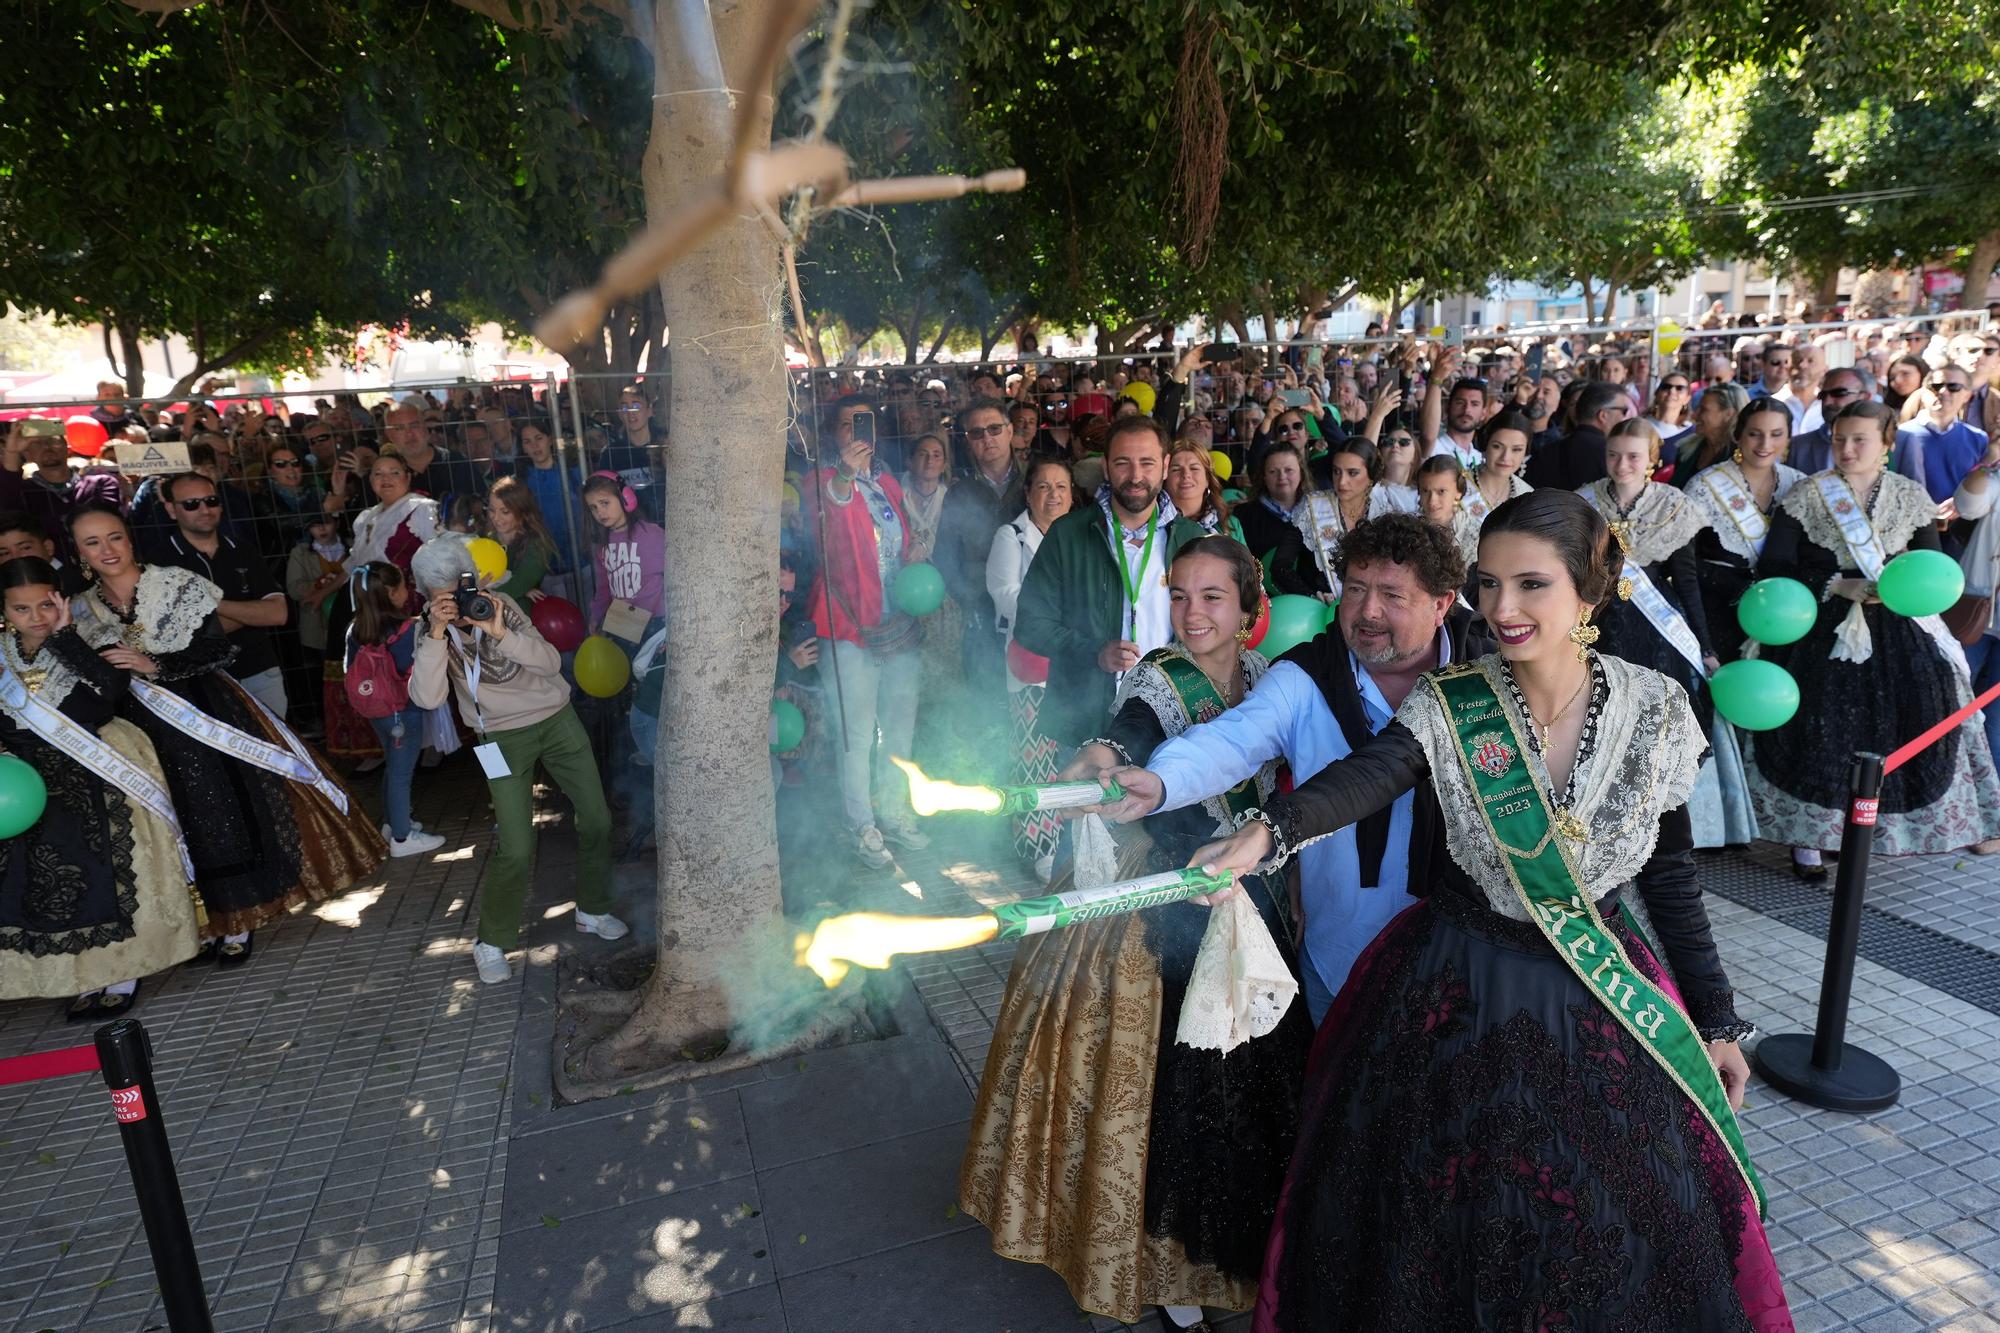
[{"xmin": 588, "ymin": 470, "xmax": 639, "ymax": 514}]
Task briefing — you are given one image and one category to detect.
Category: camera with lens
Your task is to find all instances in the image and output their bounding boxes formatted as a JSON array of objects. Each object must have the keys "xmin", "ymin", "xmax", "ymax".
[{"xmin": 452, "ymin": 573, "xmax": 495, "ymax": 624}]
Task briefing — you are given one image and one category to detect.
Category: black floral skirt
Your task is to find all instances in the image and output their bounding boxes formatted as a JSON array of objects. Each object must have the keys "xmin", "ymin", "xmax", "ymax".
[{"xmin": 1252, "ymin": 890, "xmax": 1792, "ymax": 1333}]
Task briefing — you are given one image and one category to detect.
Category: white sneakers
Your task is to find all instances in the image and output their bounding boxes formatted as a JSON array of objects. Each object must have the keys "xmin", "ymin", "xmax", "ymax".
[
  {"xmin": 381, "ymin": 820, "xmax": 425, "ymax": 840},
  {"xmin": 880, "ymin": 818, "xmax": 930, "ymax": 851},
  {"xmin": 574, "ymin": 909, "xmax": 630, "ymax": 940},
  {"xmin": 471, "ymin": 942, "xmax": 511, "ymax": 984},
  {"xmin": 389, "ymin": 830, "xmax": 446, "ymax": 858},
  {"xmin": 853, "ymin": 824, "xmax": 893, "ymax": 868}
]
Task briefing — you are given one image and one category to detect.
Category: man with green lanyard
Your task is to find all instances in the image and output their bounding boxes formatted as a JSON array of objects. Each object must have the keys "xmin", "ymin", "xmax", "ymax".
[{"xmin": 1014, "ymin": 415, "xmax": 1207, "ymax": 750}]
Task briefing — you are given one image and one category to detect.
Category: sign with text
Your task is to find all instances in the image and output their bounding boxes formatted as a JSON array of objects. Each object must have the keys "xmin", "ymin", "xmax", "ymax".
[{"xmin": 113, "ymin": 441, "xmax": 191, "ymax": 476}]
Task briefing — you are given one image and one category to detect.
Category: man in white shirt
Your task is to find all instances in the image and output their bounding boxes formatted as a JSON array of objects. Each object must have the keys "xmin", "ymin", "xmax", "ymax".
[
  {"xmin": 1420, "ymin": 346, "xmax": 1486, "ymax": 467},
  {"xmin": 1772, "ymin": 340, "xmax": 1825, "ymax": 432}
]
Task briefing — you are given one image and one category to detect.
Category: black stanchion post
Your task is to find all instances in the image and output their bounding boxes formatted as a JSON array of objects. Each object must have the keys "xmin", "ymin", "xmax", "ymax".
[
  {"xmin": 1753, "ymin": 751, "xmax": 1902, "ymax": 1112},
  {"xmin": 94, "ymin": 1019, "xmax": 215, "ymax": 1333}
]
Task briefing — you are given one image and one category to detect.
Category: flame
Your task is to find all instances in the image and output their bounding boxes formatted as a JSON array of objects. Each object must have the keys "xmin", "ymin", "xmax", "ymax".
[
  {"xmin": 794, "ymin": 911, "xmax": 1001, "ymax": 987},
  {"xmin": 891, "ymin": 757, "xmax": 1004, "ymax": 816}
]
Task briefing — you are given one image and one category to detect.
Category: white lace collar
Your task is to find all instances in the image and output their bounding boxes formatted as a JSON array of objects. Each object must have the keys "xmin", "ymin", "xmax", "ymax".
[
  {"xmin": 80, "ymin": 565, "xmax": 222, "ymax": 655},
  {"xmin": 1579, "ymin": 479, "xmax": 1708, "ymax": 566},
  {"xmin": 1688, "ymin": 461, "xmax": 1806, "ymax": 564},
  {"xmin": 1392, "ymin": 653, "xmax": 1704, "ymax": 921},
  {"xmin": 1782, "ymin": 469, "xmax": 1938, "ymax": 562},
  {"xmin": 0, "ymin": 633, "xmax": 86, "ymax": 710},
  {"xmin": 1114, "ymin": 646, "xmax": 1277, "ymax": 832}
]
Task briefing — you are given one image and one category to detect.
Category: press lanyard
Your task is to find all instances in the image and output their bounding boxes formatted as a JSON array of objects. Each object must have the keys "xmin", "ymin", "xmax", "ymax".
[
  {"xmin": 448, "ymin": 626, "xmax": 490, "ymax": 734},
  {"xmin": 1113, "ymin": 505, "xmax": 1160, "ymax": 639}
]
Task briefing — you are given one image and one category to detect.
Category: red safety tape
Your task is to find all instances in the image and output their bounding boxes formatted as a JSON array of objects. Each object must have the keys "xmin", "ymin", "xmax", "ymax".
[
  {"xmin": 1883, "ymin": 676, "xmax": 2000, "ymax": 776},
  {"xmin": 0, "ymin": 1044, "xmax": 101, "ymax": 1089}
]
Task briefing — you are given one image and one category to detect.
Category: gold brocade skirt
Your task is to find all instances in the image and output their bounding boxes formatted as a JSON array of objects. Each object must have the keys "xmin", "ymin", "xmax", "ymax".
[
  {"xmin": 0, "ymin": 719, "xmax": 202, "ymax": 999},
  {"xmin": 958, "ymin": 910, "xmax": 1257, "ymax": 1321}
]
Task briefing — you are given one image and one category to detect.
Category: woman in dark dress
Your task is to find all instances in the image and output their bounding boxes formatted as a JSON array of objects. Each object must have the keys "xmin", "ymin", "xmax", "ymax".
[
  {"xmin": 1235, "ymin": 440, "xmax": 1317, "ymax": 596},
  {"xmin": 1749, "ymin": 400, "xmax": 2000, "ymax": 865},
  {"xmin": 67, "ymin": 505, "xmax": 384, "ymax": 965},
  {"xmin": 0, "ymin": 559, "xmax": 200, "ymax": 1017},
  {"xmin": 1131, "ymin": 492, "xmax": 1790, "ymax": 1332},
  {"xmin": 961, "ymin": 537, "xmax": 1309, "ymax": 1331},
  {"xmin": 1687, "ymin": 400, "xmax": 1807, "ymax": 665}
]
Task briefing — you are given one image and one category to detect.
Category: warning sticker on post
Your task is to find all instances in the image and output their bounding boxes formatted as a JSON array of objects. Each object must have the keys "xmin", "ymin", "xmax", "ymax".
[
  {"xmin": 1851, "ymin": 797, "xmax": 1879, "ymax": 827},
  {"xmin": 109, "ymin": 1085, "xmax": 148, "ymax": 1123},
  {"xmin": 113, "ymin": 442, "xmax": 191, "ymax": 477}
]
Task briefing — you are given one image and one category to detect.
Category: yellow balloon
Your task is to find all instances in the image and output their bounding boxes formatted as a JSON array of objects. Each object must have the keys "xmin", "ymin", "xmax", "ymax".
[
  {"xmin": 574, "ymin": 634, "xmax": 632, "ymax": 698},
  {"xmin": 781, "ymin": 482, "xmax": 802, "ymax": 510},
  {"xmin": 1208, "ymin": 449, "xmax": 1233, "ymax": 481},
  {"xmin": 1119, "ymin": 381, "xmax": 1157, "ymax": 414},
  {"xmin": 467, "ymin": 537, "xmax": 509, "ymax": 581},
  {"xmin": 1656, "ymin": 318, "xmax": 1684, "ymax": 355}
]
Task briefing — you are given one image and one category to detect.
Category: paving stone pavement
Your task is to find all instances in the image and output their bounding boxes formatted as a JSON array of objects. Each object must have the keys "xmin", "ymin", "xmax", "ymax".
[{"xmin": 6, "ymin": 770, "xmax": 2000, "ymax": 1330}]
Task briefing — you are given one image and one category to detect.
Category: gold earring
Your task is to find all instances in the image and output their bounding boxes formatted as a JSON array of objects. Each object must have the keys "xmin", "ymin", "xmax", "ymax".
[
  {"xmin": 1236, "ymin": 619, "xmax": 1254, "ymax": 646},
  {"xmin": 1568, "ymin": 606, "xmax": 1600, "ymax": 661},
  {"xmin": 1731, "ymin": 446, "xmax": 1745, "ymax": 467}
]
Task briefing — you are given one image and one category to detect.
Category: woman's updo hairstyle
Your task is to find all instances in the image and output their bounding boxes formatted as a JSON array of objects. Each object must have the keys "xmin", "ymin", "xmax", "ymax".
[
  {"xmin": 0, "ymin": 556, "xmax": 62, "ymax": 595},
  {"xmin": 1609, "ymin": 416, "xmax": 1664, "ymax": 472},
  {"xmin": 1329, "ymin": 437, "xmax": 1381, "ymax": 483},
  {"xmin": 1477, "ymin": 409, "xmax": 1536, "ymax": 453},
  {"xmin": 1480, "ymin": 489, "xmax": 1626, "ymax": 613},
  {"xmin": 1415, "ymin": 453, "xmax": 1468, "ymax": 495},
  {"xmin": 1830, "ymin": 398, "xmax": 1899, "ymax": 446},
  {"xmin": 1731, "ymin": 397, "xmax": 1793, "ymax": 442},
  {"xmin": 1172, "ymin": 534, "xmax": 1264, "ymax": 619}
]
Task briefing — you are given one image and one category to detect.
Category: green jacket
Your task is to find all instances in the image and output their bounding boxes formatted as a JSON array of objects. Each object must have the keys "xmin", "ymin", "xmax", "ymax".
[{"xmin": 1013, "ymin": 501, "xmax": 1207, "ymax": 746}]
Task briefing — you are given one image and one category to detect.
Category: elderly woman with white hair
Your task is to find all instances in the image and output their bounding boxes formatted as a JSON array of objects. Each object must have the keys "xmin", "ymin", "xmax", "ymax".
[{"xmin": 406, "ymin": 533, "xmax": 626, "ymax": 984}]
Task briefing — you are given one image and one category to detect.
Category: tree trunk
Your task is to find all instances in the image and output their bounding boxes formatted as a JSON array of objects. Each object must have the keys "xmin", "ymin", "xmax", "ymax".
[
  {"xmin": 1578, "ymin": 276, "xmax": 1598, "ymax": 325},
  {"xmin": 116, "ymin": 319, "xmax": 145, "ymax": 397},
  {"xmin": 923, "ymin": 315, "xmax": 956, "ymax": 363},
  {"xmin": 575, "ymin": 0, "xmax": 791, "ymax": 1081},
  {"xmin": 1962, "ymin": 229, "xmax": 2000, "ymax": 310}
]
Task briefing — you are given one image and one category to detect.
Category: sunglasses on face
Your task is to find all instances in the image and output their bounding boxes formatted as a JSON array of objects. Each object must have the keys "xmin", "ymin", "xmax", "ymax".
[
  {"xmin": 1932, "ymin": 381, "xmax": 1969, "ymax": 393},
  {"xmin": 1385, "ymin": 436, "xmax": 1414, "ymax": 447},
  {"xmin": 269, "ymin": 457, "xmax": 303, "ymax": 468},
  {"xmin": 1277, "ymin": 421, "xmax": 1307, "ymax": 433},
  {"xmin": 965, "ymin": 423, "xmax": 1009, "ymax": 440},
  {"xmin": 1662, "ymin": 383, "xmax": 1689, "ymax": 392},
  {"xmin": 176, "ymin": 496, "xmax": 223, "ymax": 511}
]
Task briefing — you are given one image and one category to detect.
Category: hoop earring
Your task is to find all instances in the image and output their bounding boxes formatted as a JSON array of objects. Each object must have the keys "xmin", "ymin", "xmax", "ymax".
[{"xmin": 1568, "ymin": 606, "xmax": 1601, "ymax": 661}]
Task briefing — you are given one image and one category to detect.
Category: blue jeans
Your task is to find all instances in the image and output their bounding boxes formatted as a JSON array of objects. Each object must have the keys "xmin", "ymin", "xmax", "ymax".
[
  {"xmin": 368, "ymin": 707, "xmax": 422, "ymax": 839},
  {"xmin": 1963, "ymin": 634, "xmax": 2000, "ymax": 771}
]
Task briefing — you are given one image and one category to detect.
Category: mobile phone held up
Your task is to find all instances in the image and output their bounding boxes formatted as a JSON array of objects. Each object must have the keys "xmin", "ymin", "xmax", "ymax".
[
  {"xmin": 1199, "ymin": 344, "xmax": 1242, "ymax": 364},
  {"xmin": 18, "ymin": 418, "xmax": 63, "ymax": 440},
  {"xmin": 850, "ymin": 411, "xmax": 876, "ymax": 446}
]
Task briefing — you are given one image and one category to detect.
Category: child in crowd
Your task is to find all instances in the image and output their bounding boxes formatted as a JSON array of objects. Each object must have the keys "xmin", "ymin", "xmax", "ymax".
[
  {"xmin": 0, "ymin": 509, "xmax": 88, "ymax": 595},
  {"xmin": 345, "ymin": 562, "xmax": 442, "ymax": 857},
  {"xmin": 583, "ymin": 472, "xmax": 668, "ymax": 761}
]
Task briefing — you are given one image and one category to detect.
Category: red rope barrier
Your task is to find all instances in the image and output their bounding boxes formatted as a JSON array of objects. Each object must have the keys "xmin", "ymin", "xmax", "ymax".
[
  {"xmin": 0, "ymin": 1043, "xmax": 102, "ymax": 1088},
  {"xmin": 1883, "ymin": 676, "xmax": 2000, "ymax": 776}
]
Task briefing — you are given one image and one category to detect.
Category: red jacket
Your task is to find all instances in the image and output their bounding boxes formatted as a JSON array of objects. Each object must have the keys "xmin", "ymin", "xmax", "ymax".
[{"xmin": 806, "ymin": 468, "xmax": 911, "ymax": 646}]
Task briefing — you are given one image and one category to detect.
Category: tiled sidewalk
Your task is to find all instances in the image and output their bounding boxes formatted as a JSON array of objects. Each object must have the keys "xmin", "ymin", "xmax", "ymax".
[{"xmin": 5, "ymin": 780, "xmax": 2000, "ymax": 1330}]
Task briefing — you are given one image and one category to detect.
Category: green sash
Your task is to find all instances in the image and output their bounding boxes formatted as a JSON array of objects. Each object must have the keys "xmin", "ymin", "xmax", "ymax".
[
  {"xmin": 1426, "ymin": 663, "xmax": 1766, "ymax": 1215},
  {"xmin": 1149, "ymin": 648, "xmax": 1260, "ymax": 822}
]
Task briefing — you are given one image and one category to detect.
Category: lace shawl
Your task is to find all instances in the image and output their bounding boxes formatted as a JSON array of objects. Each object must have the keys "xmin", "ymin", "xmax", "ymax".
[
  {"xmin": 1687, "ymin": 462, "xmax": 1806, "ymax": 564},
  {"xmin": 1392, "ymin": 653, "xmax": 1705, "ymax": 921},
  {"xmin": 1578, "ymin": 479, "xmax": 1708, "ymax": 565},
  {"xmin": 78, "ymin": 566, "xmax": 222, "ymax": 655},
  {"xmin": 0, "ymin": 635, "xmax": 87, "ymax": 710},
  {"xmin": 1783, "ymin": 469, "xmax": 1938, "ymax": 562},
  {"xmin": 1448, "ymin": 509, "xmax": 1480, "ymax": 564},
  {"xmin": 1113, "ymin": 646, "xmax": 1277, "ymax": 832}
]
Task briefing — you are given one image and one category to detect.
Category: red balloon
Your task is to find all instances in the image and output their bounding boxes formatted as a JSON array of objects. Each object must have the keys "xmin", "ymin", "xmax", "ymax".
[
  {"xmin": 529, "ymin": 595, "xmax": 587, "ymax": 652},
  {"xmin": 1006, "ymin": 639, "xmax": 1049, "ymax": 685},
  {"xmin": 1243, "ymin": 599, "xmax": 1271, "ymax": 650},
  {"xmin": 64, "ymin": 416, "xmax": 108, "ymax": 457}
]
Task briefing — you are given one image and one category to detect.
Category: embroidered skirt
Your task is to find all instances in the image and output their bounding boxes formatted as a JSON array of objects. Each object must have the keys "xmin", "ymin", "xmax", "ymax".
[
  {"xmin": 0, "ymin": 719, "xmax": 202, "ymax": 998},
  {"xmin": 1253, "ymin": 891, "xmax": 1792, "ymax": 1333},
  {"xmin": 960, "ymin": 832, "xmax": 1308, "ymax": 1323},
  {"xmin": 1008, "ymin": 685, "xmax": 1062, "ymax": 872}
]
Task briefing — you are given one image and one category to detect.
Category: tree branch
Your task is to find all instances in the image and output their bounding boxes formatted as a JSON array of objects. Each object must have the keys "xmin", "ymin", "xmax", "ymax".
[{"xmin": 167, "ymin": 325, "xmax": 280, "ymax": 397}]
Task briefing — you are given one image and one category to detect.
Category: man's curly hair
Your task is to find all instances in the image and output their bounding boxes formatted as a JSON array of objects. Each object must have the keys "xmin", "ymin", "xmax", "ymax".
[{"xmin": 1334, "ymin": 512, "xmax": 1466, "ymax": 597}]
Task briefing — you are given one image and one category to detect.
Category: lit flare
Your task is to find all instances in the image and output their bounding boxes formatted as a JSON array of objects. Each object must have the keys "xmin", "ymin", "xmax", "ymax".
[
  {"xmin": 891, "ymin": 757, "xmax": 1004, "ymax": 816},
  {"xmin": 794, "ymin": 912, "xmax": 1000, "ymax": 987}
]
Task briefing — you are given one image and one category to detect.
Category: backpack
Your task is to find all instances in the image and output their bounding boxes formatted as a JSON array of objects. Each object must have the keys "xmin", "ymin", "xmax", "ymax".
[{"xmin": 345, "ymin": 620, "xmax": 415, "ymax": 719}]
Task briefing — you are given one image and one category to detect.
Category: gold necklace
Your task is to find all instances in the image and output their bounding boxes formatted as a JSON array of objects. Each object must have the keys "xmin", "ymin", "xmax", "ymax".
[
  {"xmin": 1197, "ymin": 658, "xmax": 1241, "ymax": 705},
  {"xmin": 1526, "ymin": 669, "xmax": 1589, "ymax": 751},
  {"xmin": 1, "ymin": 632, "xmax": 47, "ymax": 693}
]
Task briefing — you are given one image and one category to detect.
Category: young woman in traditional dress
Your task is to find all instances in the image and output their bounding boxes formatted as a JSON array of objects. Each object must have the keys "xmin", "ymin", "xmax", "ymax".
[
  {"xmin": 67, "ymin": 505, "xmax": 384, "ymax": 966},
  {"xmin": 1291, "ymin": 439, "xmax": 1410, "ymax": 602},
  {"xmin": 1461, "ymin": 409, "xmax": 1534, "ymax": 526},
  {"xmin": 1133, "ymin": 490, "xmax": 1791, "ymax": 1332},
  {"xmin": 1688, "ymin": 400, "xmax": 1807, "ymax": 666},
  {"xmin": 961, "ymin": 536, "xmax": 1309, "ymax": 1333},
  {"xmin": 0, "ymin": 558, "xmax": 201, "ymax": 1019},
  {"xmin": 1750, "ymin": 400, "xmax": 2000, "ymax": 870}
]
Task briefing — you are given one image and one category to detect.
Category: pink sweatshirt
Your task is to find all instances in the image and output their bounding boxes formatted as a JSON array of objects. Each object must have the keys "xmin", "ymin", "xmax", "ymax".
[{"xmin": 591, "ymin": 519, "xmax": 667, "ymax": 628}]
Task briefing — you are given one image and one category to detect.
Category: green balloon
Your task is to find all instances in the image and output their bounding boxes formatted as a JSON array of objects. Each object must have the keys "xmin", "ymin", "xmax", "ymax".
[
  {"xmin": 769, "ymin": 698, "xmax": 806, "ymax": 752},
  {"xmin": 1222, "ymin": 488, "xmax": 1246, "ymax": 504},
  {"xmin": 1876, "ymin": 548, "xmax": 1965, "ymax": 618},
  {"xmin": 893, "ymin": 562, "xmax": 946, "ymax": 617},
  {"xmin": 1323, "ymin": 598, "xmax": 1341, "ymax": 627},
  {"xmin": 1709, "ymin": 659, "xmax": 1800, "ymax": 732},
  {"xmin": 1736, "ymin": 577, "xmax": 1817, "ymax": 646},
  {"xmin": 0, "ymin": 754, "xmax": 46, "ymax": 839},
  {"xmin": 1260, "ymin": 594, "xmax": 1326, "ymax": 658}
]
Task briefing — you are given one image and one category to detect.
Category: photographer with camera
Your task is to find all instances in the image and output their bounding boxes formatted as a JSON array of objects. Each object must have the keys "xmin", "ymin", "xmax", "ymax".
[{"xmin": 407, "ymin": 533, "xmax": 626, "ymax": 985}]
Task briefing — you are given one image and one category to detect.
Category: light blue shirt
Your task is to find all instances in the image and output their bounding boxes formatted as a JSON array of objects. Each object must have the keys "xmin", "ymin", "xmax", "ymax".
[{"xmin": 1147, "ymin": 635, "xmax": 1452, "ymax": 1022}]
